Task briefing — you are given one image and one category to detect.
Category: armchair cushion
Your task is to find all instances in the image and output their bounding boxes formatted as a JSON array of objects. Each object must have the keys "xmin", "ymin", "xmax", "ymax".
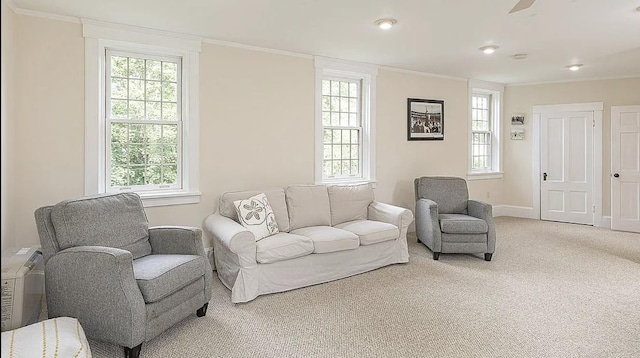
[
  {"xmin": 50, "ymin": 193, "xmax": 151, "ymax": 259},
  {"xmin": 133, "ymin": 254, "xmax": 206, "ymax": 303},
  {"xmin": 439, "ymin": 214, "xmax": 488, "ymax": 234},
  {"xmin": 327, "ymin": 183, "xmax": 374, "ymax": 226},
  {"xmin": 334, "ymin": 220, "xmax": 399, "ymax": 245},
  {"xmin": 415, "ymin": 177, "xmax": 469, "ymax": 214}
]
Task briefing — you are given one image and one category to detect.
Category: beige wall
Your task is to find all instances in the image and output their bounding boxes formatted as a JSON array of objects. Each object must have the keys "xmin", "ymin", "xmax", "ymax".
[
  {"xmin": 9, "ymin": 14, "xmax": 505, "ymax": 248},
  {"xmin": 145, "ymin": 44, "xmax": 316, "ymax": 237},
  {"xmin": 503, "ymin": 78, "xmax": 640, "ymax": 215},
  {"xmin": 375, "ymin": 70, "xmax": 503, "ymax": 211},
  {"xmin": 8, "ymin": 14, "xmax": 639, "ymax": 250},
  {"xmin": 1, "ymin": 0, "xmax": 16, "ymax": 251},
  {"xmin": 12, "ymin": 15, "xmax": 85, "ymax": 248}
]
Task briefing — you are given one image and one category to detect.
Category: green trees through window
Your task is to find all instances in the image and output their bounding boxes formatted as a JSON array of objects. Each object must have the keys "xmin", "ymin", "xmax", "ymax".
[{"xmin": 107, "ymin": 52, "xmax": 181, "ymax": 189}]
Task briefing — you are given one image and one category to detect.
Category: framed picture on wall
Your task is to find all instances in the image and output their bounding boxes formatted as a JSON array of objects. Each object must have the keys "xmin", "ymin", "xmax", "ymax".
[
  {"xmin": 511, "ymin": 113, "xmax": 525, "ymax": 125},
  {"xmin": 407, "ymin": 98, "xmax": 445, "ymax": 141}
]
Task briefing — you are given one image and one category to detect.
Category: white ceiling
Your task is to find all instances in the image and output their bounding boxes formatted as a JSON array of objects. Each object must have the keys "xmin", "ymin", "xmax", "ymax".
[{"xmin": 11, "ymin": 0, "xmax": 640, "ymax": 84}]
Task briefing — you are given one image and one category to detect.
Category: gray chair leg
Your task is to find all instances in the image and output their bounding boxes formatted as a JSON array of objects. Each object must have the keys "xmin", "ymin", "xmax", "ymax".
[
  {"xmin": 433, "ymin": 252, "xmax": 440, "ymax": 260},
  {"xmin": 124, "ymin": 343, "xmax": 142, "ymax": 358},
  {"xmin": 484, "ymin": 253, "xmax": 493, "ymax": 261}
]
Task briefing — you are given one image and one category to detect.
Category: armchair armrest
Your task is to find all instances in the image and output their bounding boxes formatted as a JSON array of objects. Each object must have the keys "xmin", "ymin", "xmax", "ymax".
[
  {"xmin": 45, "ymin": 246, "xmax": 145, "ymax": 348},
  {"xmin": 204, "ymin": 213, "xmax": 256, "ymax": 255},
  {"xmin": 415, "ymin": 198, "xmax": 442, "ymax": 251},
  {"xmin": 368, "ymin": 201, "xmax": 414, "ymax": 237},
  {"xmin": 149, "ymin": 226, "xmax": 206, "ymax": 257},
  {"xmin": 468, "ymin": 200, "xmax": 496, "ymax": 253}
]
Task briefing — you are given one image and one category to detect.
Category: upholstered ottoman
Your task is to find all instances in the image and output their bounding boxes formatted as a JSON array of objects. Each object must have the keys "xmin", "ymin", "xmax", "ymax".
[{"xmin": 1, "ymin": 317, "xmax": 91, "ymax": 357}]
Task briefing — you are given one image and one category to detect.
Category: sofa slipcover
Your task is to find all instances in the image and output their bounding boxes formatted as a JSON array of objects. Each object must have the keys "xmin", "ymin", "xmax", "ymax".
[{"xmin": 206, "ymin": 184, "xmax": 414, "ymax": 303}]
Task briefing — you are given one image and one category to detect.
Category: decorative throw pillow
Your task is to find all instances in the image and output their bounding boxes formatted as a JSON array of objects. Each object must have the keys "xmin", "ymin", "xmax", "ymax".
[{"xmin": 234, "ymin": 193, "xmax": 280, "ymax": 241}]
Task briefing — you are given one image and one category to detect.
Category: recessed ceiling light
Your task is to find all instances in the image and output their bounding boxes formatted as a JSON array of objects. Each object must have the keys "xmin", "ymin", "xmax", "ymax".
[
  {"xmin": 374, "ymin": 18, "xmax": 397, "ymax": 30},
  {"xmin": 479, "ymin": 45, "xmax": 499, "ymax": 54},
  {"xmin": 512, "ymin": 53, "xmax": 528, "ymax": 60},
  {"xmin": 567, "ymin": 64, "xmax": 583, "ymax": 71}
]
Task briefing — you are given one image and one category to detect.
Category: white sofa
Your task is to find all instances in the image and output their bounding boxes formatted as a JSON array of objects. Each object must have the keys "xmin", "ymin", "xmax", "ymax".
[{"xmin": 204, "ymin": 184, "xmax": 414, "ymax": 303}]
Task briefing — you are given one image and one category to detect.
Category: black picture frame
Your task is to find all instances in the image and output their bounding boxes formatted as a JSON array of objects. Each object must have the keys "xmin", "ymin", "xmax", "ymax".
[{"xmin": 407, "ymin": 98, "xmax": 444, "ymax": 141}]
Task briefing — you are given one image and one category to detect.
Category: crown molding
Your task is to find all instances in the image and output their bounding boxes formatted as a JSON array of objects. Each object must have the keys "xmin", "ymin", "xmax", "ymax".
[
  {"xmin": 3, "ymin": 0, "xmax": 17, "ymax": 12},
  {"xmin": 506, "ymin": 74, "xmax": 640, "ymax": 87},
  {"xmin": 202, "ymin": 38, "xmax": 312, "ymax": 59},
  {"xmin": 13, "ymin": 7, "xmax": 80, "ymax": 23},
  {"xmin": 379, "ymin": 66, "xmax": 468, "ymax": 82}
]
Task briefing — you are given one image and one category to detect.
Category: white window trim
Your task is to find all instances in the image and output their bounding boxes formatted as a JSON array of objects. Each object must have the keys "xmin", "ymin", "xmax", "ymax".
[
  {"xmin": 468, "ymin": 79, "xmax": 504, "ymax": 181},
  {"xmin": 314, "ymin": 57, "xmax": 377, "ymax": 185},
  {"xmin": 83, "ymin": 19, "xmax": 201, "ymax": 207}
]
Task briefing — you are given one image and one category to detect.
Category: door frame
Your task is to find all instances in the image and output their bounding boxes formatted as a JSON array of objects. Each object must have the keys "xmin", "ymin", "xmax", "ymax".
[{"xmin": 532, "ymin": 102, "xmax": 604, "ymax": 226}]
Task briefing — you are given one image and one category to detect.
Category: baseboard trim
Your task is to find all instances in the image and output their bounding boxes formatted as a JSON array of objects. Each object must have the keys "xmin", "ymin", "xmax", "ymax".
[
  {"xmin": 600, "ymin": 216, "xmax": 612, "ymax": 229},
  {"xmin": 493, "ymin": 205, "xmax": 538, "ymax": 219}
]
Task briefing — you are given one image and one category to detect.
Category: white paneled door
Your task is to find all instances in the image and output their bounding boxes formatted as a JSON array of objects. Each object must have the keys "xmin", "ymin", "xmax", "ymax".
[
  {"xmin": 540, "ymin": 111, "xmax": 594, "ymax": 225},
  {"xmin": 611, "ymin": 105, "xmax": 640, "ymax": 233}
]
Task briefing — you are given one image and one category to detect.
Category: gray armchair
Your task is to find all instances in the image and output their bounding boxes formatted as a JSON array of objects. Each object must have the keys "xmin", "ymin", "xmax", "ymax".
[
  {"xmin": 34, "ymin": 193, "xmax": 212, "ymax": 358},
  {"xmin": 414, "ymin": 176, "xmax": 496, "ymax": 261}
]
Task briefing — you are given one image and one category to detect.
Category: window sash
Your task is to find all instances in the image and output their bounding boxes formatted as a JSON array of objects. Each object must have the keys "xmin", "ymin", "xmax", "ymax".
[
  {"xmin": 105, "ymin": 50, "xmax": 184, "ymax": 192},
  {"xmin": 471, "ymin": 94, "xmax": 494, "ymax": 171},
  {"xmin": 321, "ymin": 78, "xmax": 363, "ymax": 179}
]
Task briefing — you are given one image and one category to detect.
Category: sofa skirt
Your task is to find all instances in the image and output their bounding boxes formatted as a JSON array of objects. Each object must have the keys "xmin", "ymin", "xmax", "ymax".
[{"xmin": 216, "ymin": 236, "xmax": 409, "ymax": 303}]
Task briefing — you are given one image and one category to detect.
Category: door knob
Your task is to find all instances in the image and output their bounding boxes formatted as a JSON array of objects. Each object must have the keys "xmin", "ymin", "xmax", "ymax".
[
  {"xmin": 613, "ymin": 173, "xmax": 620, "ymax": 178},
  {"xmin": 543, "ymin": 172, "xmax": 547, "ymax": 181}
]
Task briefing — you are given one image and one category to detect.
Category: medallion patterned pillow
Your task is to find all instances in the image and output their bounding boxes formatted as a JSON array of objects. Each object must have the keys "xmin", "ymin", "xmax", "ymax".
[{"xmin": 234, "ymin": 193, "xmax": 280, "ymax": 241}]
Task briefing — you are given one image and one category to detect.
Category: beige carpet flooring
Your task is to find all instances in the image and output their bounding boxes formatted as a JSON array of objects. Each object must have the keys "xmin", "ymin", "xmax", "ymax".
[{"xmin": 88, "ymin": 217, "xmax": 640, "ymax": 358}]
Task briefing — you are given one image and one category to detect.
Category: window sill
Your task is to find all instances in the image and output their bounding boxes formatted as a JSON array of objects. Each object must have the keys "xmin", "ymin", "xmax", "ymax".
[
  {"xmin": 138, "ymin": 191, "xmax": 201, "ymax": 207},
  {"xmin": 467, "ymin": 172, "xmax": 503, "ymax": 181},
  {"xmin": 316, "ymin": 178, "xmax": 378, "ymax": 188}
]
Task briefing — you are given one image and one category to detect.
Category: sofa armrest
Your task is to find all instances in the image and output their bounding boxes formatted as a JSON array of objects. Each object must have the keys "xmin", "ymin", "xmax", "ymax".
[
  {"xmin": 368, "ymin": 201, "xmax": 414, "ymax": 235},
  {"xmin": 204, "ymin": 213, "xmax": 256, "ymax": 255},
  {"xmin": 149, "ymin": 226, "xmax": 206, "ymax": 257},
  {"xmin": 415, "ymin": 198, "xmax": 442, "ymax": 251},
  {"xmin": 45, "ymin": 246, "xmax": 145, "ymax": 348},
  {"xmin": 468, "ymin": 200, "xmax": 496, "ymax": 253}
]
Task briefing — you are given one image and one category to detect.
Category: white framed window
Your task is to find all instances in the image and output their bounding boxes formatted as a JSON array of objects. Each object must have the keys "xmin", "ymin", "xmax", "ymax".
[
  {"xmin": 106, "ymin": 51, "xmax": 182, "ymax": 192},
  {"xmin": 83, "ymin": 20, "xmax": 201, "ymax": 207},
  {"xmin": 468, "ymin": 80, "xmax": 503, "ymax": 180},
  {"xmin": 471, "ymin": 93, "xmax": 492, "ymax": 170},
  {"xmin": 314, "ymin": 57, "xmax": 377, "ymax": 185}
]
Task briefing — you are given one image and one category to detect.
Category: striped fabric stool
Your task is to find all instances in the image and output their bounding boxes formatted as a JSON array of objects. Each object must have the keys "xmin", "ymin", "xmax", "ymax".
[{"xmin": 1, "ymin": 317, "xmax": 91, "ymax": 358}]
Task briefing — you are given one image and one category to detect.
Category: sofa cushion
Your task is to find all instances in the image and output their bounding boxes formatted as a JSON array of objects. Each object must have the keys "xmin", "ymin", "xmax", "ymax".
[
  {"xmin": 219, "ymin": 188, "xmax": 290, "ymax": 232},
  {"xmin": 291, "ymin": 226, "xmax": 359, "ymax": 253},
  {"xmin": 285, "ymin": 185, "xmax": 331, "ymax": 231},
  {"xmin": 234, "ymin": 193, "xmax": 279, "ymax": 241},
  {"xmin": 335, "ymin": 220, "xmax": 399, "ymax": 245},
  {"xmin": 133, "ymin": 254, "xmax": 205, "ymax": 303},
  {"xmin": 327, "ymin": 183, "xmax": 374, "ymax": 226},
  {"xmin": 439, "ymin": 214, "xmax": 488, "ymax": 234},
  {"xmin": 255, "ymin": 233, "xmax": 314, "ymax": 264},
  {"xmin": 51, "ymin": 192, "xmax": 151, "ymax": 259}
]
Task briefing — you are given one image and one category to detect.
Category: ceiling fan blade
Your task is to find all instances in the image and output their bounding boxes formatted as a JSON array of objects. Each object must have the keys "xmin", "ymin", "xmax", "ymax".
[{"xmin": 509, "ymin": 0, "xmax": 536, "ymax": 13}]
